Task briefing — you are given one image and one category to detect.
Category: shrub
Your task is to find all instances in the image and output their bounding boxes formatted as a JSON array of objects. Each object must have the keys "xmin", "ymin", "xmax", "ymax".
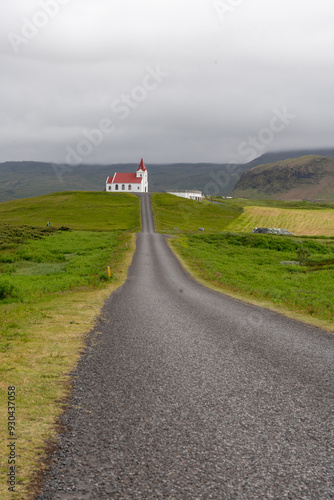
[
  {"xmin": 0, "ymin": 254, "xmax": 16, "ymax": 263},
  {"xmin": 99, "ymin": 273, "xmax": 110, "ymax": 282},
  {"xmin": 297, "ymin": 247, "xmax": 311, "ymax": 265},
  {"xmin": 0, "ymin": 280, "xmax": 17, "ymax": 300}
]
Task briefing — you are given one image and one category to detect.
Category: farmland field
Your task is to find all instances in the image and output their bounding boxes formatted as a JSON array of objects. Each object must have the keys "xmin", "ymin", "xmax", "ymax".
[{"xmin": 227, "ymin": 206, "xmax": 334, "ymax": 236}]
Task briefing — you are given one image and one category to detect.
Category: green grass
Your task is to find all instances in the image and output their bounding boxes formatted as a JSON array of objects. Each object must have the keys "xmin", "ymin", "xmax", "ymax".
[
  {"xmin": 0, "ymin": 230, "xmax": 125, "ymax": 319},
  {"xmin": 0, "ymin": 192, "xmax": 140, "ymax": 231},
  {"xmin": 0, "ymin": 192, "xmax": 140, "ymax": 498},
  {"xmin": 0, "ymin": 191, "xmax": 140, "ymax": 351},
  {"xmin": 151, "ymin": 193, "xmax": 334, "ymax": 327},
  {"xmin": 171, "ymin": 233, "xmax": 334, "ymax": 323},
  {"xmin": 151, "ymin": 193, "xmax": 242, "ymax": 233},
  {"xmin": 152, "ymin": 194, "xmax": 334, "ymax": 236}
]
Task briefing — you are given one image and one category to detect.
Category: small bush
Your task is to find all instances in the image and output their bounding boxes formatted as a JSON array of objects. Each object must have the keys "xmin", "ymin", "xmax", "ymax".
[
  {"xmin": 0, "ymin": 280, "xmax": 18, "ymax": 300},
  {"xmin": 297, "ymin": 247, "xmax": 311, "ymax": 265},
  {"xmin": 0, "ymin": 254, "xmax": 16, "ymax": 263},
  {"xmin": 16, "ymin": 247, "xmax": 64, "ymax": 263},
  {"xmin": 0, "ymin": 264, "xmax": 17, "ymax": 274},
  {"xmin": 99, "ymin": 272, "xmax": 110, "ymax": 282}
]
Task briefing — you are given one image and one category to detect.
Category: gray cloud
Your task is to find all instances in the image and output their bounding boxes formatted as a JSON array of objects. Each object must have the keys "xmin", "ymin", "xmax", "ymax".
[{"xmin": 1, "ymin": 0, "xmax": 333, "ymax": 164}]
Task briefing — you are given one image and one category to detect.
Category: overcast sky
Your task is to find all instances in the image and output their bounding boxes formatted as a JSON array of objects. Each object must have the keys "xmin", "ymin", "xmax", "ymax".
[{"xmin": 1, "ymin": 0, "xmax": 334, "ymax": 165}]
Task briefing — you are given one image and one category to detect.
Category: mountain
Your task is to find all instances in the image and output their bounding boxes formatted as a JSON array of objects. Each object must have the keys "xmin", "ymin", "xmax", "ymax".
[
  {"xmin": 0, "ymin": 161, "xmax": 239, "ymax": 203},
  {"xmin": 232, "ymin": 155, "xmax": 334, "ymax": 201},
  {"xmin": 241, "ymin": 148, "xmax": 334, "ymax": 171},
  {"xmin": 1, "ymin": 149, "xmax": 334, "ymax": 203}
]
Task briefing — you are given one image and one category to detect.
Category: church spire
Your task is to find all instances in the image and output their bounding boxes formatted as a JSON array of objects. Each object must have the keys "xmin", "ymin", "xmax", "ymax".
[{"xmin": 137, "ymin": 158, "xmax": 146, "ymax": 172}]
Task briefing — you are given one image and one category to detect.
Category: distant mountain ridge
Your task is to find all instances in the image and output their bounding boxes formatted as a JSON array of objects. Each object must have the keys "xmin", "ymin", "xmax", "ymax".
[
  {"xmin": 241, "ymin": 148, "xmax": 334, "ymax": 171},
  {"xmin": 233, "ymin": 155, "xmax": 334, "ymax": 200},
  {"xmin": 1, "ymin": 148, "xmax": 334, "ymax": 202}
]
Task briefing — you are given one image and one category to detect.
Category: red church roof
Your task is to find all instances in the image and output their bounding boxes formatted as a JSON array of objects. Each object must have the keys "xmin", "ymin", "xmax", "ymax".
[
  {"xmin": 108, "ymin": 173, "xmax": 142, "ymax": 184},
  {"xmin": 137, "ymin": 158, "xmax": 146, "ymax": 172}
]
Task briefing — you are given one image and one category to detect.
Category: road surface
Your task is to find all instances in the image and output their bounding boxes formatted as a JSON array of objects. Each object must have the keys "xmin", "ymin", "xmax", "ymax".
[{"xmin": 37, "ymin": 194, "xmax": 334, "ymax": 499}]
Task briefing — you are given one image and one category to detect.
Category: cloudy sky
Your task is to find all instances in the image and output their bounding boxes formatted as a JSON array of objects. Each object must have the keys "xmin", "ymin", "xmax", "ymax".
[{"xmin": 1, "ymin": 0, "xmax": 334, "ymax": 165}]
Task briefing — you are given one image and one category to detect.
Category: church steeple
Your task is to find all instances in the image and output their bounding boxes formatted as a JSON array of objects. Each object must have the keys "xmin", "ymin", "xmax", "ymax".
[{"xmin": 137, "ymin": 158, "xmax": 146, "ymax": 172}]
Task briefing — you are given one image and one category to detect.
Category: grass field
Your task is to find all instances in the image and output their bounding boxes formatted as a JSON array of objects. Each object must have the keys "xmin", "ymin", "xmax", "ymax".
[
  {"xmin": 0, "ymin": 192, "xmax": 140, "ymax": 231},
  {"xmin": 0, "ymin": 229, "xmax": 127, "ymax": 333},
  {"xmin": 216, "ymin": 198, "xmax": 334, "ymax": 210},
  {"xmin": 0, "ymin": 192, "xmax": 140, "ymax": 498},
  {"xmin": 171, "ymin": 233, "xmax": 334, "ymax": 325},
  {"xmin": 227, "ymin": 206, "xmax": 334, "ymax": 236},
  {"xmin": 152, "ymin": 193, "xmax": 334, "ymax": 330},
  {"xmin": 151, "ymin": 193, "xmax": 242, "ymax": 233}
]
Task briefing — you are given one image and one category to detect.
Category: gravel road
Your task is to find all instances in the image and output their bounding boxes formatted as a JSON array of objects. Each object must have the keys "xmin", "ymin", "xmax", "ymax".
[{"xmin": 37, "ymin": 194, "xmax": 334, "ymax": 499}]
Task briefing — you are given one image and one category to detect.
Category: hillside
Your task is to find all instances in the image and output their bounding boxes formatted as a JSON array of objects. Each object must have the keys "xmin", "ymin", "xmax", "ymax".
[
  {"xmin": 232, "ymin": 155, "xmax": 334, "ymax": 201},
  {"xmin": 0, "ymin": 191, "xmax": 140, "ymax": 231},
  {"xmin": 241, "ymin": 148, "xmax": 334, "ymax": 171},
  {"xmin": 0, "ymin": 161, "xmax": 236, "ymax": 203},
  {"xmin": 1, "ymin": 149, "xmax": 334, "ymax": 202}
]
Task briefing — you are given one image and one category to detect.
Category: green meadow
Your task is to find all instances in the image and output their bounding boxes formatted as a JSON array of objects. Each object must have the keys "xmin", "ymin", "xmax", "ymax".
[
  {"xmin": 0, "ymin": 229, "xmax": 126, "ymax": 338},
  {"xmin": 152, "ymin": 193, "xmax": 334, "ymax": 329},
  {"xmin": 0, "ymin": 192, "xmax": 140, "ymax": 498},
  {"xmin": 172, "ymin": 233, "xmax": 334, "ymax": 323},
  {"xmin": 0, "ymin": 191, "xmax": 140, "ymax": 231},
  {"xmin": 151, "ymin": 193, "xmax": 242, "ymax": 233}
]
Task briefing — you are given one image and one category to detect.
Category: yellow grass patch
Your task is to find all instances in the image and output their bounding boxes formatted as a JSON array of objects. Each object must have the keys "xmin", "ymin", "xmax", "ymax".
[{"xmin": 228, "ymin": 206, "xmax": 334, "ymax": 236}]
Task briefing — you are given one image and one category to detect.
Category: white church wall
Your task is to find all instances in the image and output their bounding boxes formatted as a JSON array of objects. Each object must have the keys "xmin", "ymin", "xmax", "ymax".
[{"xmin": 106, "ymin": 183, "xmax": 143, "ymax": 193}]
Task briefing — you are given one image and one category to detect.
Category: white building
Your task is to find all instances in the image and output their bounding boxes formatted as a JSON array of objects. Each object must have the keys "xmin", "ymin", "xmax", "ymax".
[
  {"xmin": 106, "ymin": 158, "xmax": 148, "ymax": 193},
  {"xmin": 167, "ymin": 190, "xmax": 202, "ymax": 202}
]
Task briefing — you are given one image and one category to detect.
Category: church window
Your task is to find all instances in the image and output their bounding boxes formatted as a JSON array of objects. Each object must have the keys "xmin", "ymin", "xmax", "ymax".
[
  {"xmin": 122, "ymin": 184, "xmax": 125, "ymax": 191},
  {"xmin": 115, "ymin": 185, "xmax": 118, "ymax": 190},
  {"xmin": 128, "ymin": 185, "xmax": 131, "ymax": 190}
]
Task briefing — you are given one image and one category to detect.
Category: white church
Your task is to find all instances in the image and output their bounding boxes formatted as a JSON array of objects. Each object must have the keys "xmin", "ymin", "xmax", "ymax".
[{"xmin": 106, "ymin": 159, "xmax": 148, "ymax": 193}]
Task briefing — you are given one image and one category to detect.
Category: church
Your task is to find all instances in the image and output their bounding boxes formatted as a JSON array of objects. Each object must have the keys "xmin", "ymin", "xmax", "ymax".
[{"xmin": 106, "ymin": 159, "xmax": 148, "ymax": 193}]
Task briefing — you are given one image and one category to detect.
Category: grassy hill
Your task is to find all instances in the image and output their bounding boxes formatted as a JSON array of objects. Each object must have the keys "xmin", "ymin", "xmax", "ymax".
[
  {"xmin": 151, "ymin": 193, "xmax": 242, "ymax": 233},
  {"xmin": 0, "ymin": 191, "xmax": 140, "ymax": 231},
  {"xmin": 233, "ymin": 155, "xmax": 334, "ymax": 201},
  {"xmin": 153, "ymin": 195, "xmax": 334, "ymax": 237}
]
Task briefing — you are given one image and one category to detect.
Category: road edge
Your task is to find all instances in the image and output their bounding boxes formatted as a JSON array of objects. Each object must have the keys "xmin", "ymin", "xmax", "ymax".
[{"xmin": 166, "ymin": 237, "xmax": 334, "ymax": 334}]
